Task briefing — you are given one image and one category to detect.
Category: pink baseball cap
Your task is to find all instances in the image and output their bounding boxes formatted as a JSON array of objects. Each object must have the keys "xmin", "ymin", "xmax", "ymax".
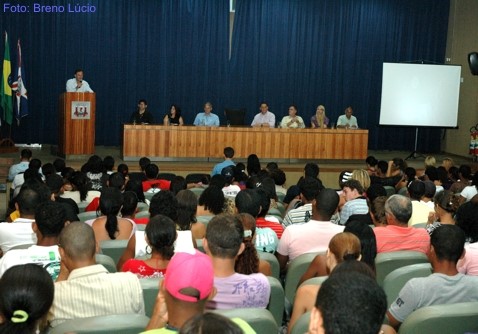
[{"xmin": 164, "ymin": 251, "xmax": 214, "ymax": 303}]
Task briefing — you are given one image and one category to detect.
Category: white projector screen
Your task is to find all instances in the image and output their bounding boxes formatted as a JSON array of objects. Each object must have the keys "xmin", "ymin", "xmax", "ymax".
[{"xmin": 379, "ymin": 63, "xmax": 461, "ymax": 127}]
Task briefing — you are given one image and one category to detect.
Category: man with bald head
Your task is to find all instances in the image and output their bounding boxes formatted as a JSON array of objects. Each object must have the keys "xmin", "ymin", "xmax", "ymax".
[{"xmin": 48, "ymin": 222, "xmax": 144, "ymax": 327}]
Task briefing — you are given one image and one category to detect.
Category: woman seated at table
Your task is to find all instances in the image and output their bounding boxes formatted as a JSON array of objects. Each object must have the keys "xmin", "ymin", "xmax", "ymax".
[
  {"xmin": 90, "ymin": 187, "xmax": 136, "ymax": 243},
  {"xmin": 311, "ymin": 104, "xmax": 329, "ymax": 128},
  {"xmin": 163, "ymin": 104, "xmax": 184, "ymax": 126},
  {"xmin": 280, "ymin": 105, "xmax": 305, "ymax": 128}
]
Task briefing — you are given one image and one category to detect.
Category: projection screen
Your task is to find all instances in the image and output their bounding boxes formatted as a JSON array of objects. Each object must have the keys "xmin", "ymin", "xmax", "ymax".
[{"xmin": 379, "ymin": 63, "xmax": 461, "ymax": 127}]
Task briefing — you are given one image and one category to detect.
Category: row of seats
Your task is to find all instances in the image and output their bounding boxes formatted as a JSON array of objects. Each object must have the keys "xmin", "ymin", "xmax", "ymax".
[
  {"xmin": 49, "ymin": 307, "xmax": 281, "ymax": 334},
  {"xmin": 98, "ymin": 236, "xmax": 433, "ymax": 327},
  {"xmin": 290, "ymin": 302, "xmax": 478, "ymax": 334},
  {"xmin": 96, "ymin": 244, "xmax": 284, "ymax": 326}
]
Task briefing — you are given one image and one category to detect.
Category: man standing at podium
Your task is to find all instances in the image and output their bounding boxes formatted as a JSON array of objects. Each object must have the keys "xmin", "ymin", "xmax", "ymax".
[{"xmin": 66, "ymin": 69, "xmax": 94, "ymax": 93}]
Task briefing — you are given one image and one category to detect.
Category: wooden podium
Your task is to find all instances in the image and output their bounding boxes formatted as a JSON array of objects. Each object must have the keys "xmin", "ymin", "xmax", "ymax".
[{"xmin": 58, "ymin": 92, "xmax": 96, "ymax": 158}]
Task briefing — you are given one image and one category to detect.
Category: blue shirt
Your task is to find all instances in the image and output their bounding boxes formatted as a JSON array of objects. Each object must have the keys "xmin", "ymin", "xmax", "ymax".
[
  {"xmin": 193, "ymin": 112, "xmax": 220, "ymax": 126},
  {"xmin": 211, "ymin": 160, "xmax": 235, "ymax": 176},
  {"xmin": 8, "ymin": 161, "xmax": 29, "ymax": 181}
]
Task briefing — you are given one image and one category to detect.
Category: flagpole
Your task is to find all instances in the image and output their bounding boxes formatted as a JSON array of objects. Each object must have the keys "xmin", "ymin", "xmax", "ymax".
[{"xmin": 0, "ymin": 31, "xmax": 17, "ymax": 152}]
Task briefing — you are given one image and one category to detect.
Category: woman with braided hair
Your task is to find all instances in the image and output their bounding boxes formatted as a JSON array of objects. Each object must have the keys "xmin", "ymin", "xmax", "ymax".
[{"xmin": 234, "ymin": 213, "xmax": 272, "ymax": 276}]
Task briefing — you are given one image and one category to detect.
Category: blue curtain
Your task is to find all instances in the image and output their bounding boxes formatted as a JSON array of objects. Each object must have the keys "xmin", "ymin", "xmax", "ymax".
[
  {"xmin": 229, "ymin": 0, "xmax": 450, "ymax": 151},
  {"xmin": 1, "ymin": 0, "xmax": 230, "ymax": 145},
  {"xmin": 1, "ymin": 0, "xmax": 449, "ymax": 151}
]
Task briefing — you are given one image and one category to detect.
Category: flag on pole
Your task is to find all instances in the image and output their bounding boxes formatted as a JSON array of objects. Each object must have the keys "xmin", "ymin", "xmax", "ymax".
[
  {"xmin": 11, "ymin": 39, "xmax": 28, "ymax": 125},
  {"xmin": 0, "ymin": 31, "xmax": 13, "ymax": 125}
]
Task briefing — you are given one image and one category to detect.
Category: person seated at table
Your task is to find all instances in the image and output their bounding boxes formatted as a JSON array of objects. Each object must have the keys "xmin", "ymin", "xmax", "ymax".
[
  {"xmin": 193, "ymin": 102, "xmax": 220, "ymax": 126},
  {"xmin": 336, "ymin": 106, "xmax": 358, "ymax": 129},
  {"xmin": 251, "ymin": 102, "xmax": 275, "ymax": 128},
  {"xmin": 163, "ymin": 104, "xmax": 184, "ymax": 126},
  {"xmin": 129, "ymin": 99, "xmax": 154, "ymax": 124},
  {"xmin": 280, "ymin": 105, "xmax": 305, "ymax": 128},
  {"xmin": 310, "ymin": 105, "xmax": 329, "ymax": 128}
]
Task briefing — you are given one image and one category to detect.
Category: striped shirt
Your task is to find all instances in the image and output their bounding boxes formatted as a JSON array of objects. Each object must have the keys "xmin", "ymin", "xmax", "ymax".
[
  {"xmin": 49, "ymin": 264, "xmax": 145, "ymax": 327},
  {"xmin": 282, "ymin": 203, "xmax": 312, "ymax": 227}
]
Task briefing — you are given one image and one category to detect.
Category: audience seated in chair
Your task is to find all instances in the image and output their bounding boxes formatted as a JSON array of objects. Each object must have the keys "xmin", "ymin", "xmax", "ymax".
[
  {"xmin": 0, "ymin": 201, "xmax": 67, "ymax": 280},
  {"xmin": 0, "ymin": 264, "xmax": 54, "ymax": 334},
  {"xmin": 197, "ymin": 186, "xmax": 226, "ymax": 216},
  {"xmin": 140, "ymin": 250, "xmax": 255, "ymax": 333},
  {"xmin": 117, "ymin": 191, "xmax": 195, "ymax": 270},
  {"xmin": 373, "ymin": 195, "xmax": 430, "ymax": 254},
  {"xmin": 121, "ymin": 215, "xmax": 176, "ymax": 278},
  {"xmin": 387, "ymin": 224, "xmax": 478, "ymax": 330},
  {"xmin": 283, "ymin": 177, "xmax": 323, "ymax": 227},
  {"xmin": 288, "ymin": 232, "xmax": 363, "ymax": 332},
  {"xmin": 177, "ymin": 189, "xmax": 206, "ymax": 239},
  {"xmin": 48, "ymin": 222, "xmax": 145, "ymax": 328},
  {"xmin": 307, "ymin": 269, "xmax": 393, "ymax": 334},
  {"xmin": 407, "ymin": 180, "xmax": 434, "ymax": 227},
  {"xmin": 142, "ymin": 164, "xmax": 171, "ymax": 192},
  {"xmin": 211, "ymin": 146, "xmax": 236, "ymax": 177},
  {"xmin": 234, "ymin": 213, "xmax": 272, "ymax": 277},
  {"xmin": 235, "ymin": 188, "xmax": 282, "ymax": 253},
  {"xmin": 89, "ymin": 187, "xmax": 136, "ymax": 243},
  {"xmin": 339, "ymin": 179, "xmax": 369, "ymax": 225},
  {"xmin": 203, "ymin": 214, "xmax": 271, "ymax": 310},
  {"xmin": 0, "ymin": 180, "xmax": 52, "ymax": 255},
  {"xmin": 276, "ymin": 188, "xmax": 344, "ymax": 273}
]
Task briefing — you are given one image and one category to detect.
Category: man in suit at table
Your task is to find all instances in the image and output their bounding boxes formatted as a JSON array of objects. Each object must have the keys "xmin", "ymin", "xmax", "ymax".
[{"xmin": 251, "ymin": 102, "xmax": 275, "ymax": 128}]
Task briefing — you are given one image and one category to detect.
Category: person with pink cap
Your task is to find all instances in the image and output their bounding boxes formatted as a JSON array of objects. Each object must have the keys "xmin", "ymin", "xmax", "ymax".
[{"xmin": 141, "ymin": 250, "xmax": 255, "ymax": 333}]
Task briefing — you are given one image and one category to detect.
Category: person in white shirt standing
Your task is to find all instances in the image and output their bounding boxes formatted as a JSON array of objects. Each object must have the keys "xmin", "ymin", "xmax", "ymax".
[{"xmin": 66, "ymin": 69, "xmax": 94, "ymax": 92}]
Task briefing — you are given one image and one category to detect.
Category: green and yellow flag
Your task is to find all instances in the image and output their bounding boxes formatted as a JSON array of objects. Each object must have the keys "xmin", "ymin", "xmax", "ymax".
[{"xmin": 0, "ymin": 31, "xmax": 13, "ymax": 125}]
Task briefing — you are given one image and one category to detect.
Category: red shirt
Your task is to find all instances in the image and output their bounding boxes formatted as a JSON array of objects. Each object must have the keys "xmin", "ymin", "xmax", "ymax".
[
  {"xmin": 121, "ymin": 259, "xmax": 167, "ymax": 279},
  {"xmin": 256, "ymin": 217, "xmax": 284, "ymax": 239},
  {"xmin": 85, "ymin": 197, "xmax": 100, "ymax": 212},
  {"xmin": 142, "ymin": 179, "xmax": 171, "ymax": 192}
]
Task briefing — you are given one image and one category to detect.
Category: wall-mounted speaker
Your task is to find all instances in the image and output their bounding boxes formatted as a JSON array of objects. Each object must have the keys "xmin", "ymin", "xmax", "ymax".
[{"xmin": 469, "ymin": 52, "xmax": 478, "ymax": 75}]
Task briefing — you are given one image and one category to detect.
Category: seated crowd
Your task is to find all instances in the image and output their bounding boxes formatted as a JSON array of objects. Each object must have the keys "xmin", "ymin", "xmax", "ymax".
[{"xmin": 0, "ymin": 149, "xmax": 478, "ymax": 333}]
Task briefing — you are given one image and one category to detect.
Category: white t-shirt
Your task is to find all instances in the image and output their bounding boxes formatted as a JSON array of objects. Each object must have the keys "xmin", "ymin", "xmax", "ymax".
[
  {"xmin": 0, "ymin": 245, "xmax": 60, "ymax": 280},
  {"xmin": 0, "ymin": 218, "xmax": 36, "ymax": 253},
  {"xmin": 460, "ymin": 185, "xmax": 478, "ymax": 202},
  {"xmin": 222, "ymin": 185, "xmax": 241, "ymax": 198}
]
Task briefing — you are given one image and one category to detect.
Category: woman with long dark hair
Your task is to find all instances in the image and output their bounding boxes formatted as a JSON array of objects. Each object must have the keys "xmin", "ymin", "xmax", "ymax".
[
  {"xmin": 121, "ymin": 215, "xmax": 176, "ymax": 278},
  {"xmin": 91, "ymin": 187, "xmax": 136, "ymax": 242}
]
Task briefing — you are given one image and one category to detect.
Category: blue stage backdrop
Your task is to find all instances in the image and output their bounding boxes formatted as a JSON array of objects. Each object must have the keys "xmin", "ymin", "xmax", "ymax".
[{"xmin": 0, "ymin": 0, "xmax": 449, "ymax": 152}]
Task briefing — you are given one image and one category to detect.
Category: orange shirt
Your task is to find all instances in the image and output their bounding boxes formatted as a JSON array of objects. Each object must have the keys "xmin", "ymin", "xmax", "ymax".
[{"xmin": 373, "ymin": 225, "xmax": 430, "ymax": 254}]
